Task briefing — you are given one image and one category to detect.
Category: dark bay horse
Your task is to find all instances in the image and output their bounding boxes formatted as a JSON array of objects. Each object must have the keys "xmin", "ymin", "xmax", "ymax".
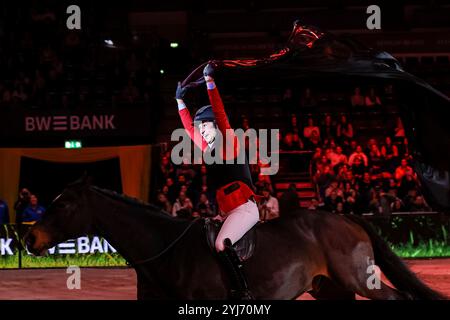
[{"xmin": 25, "ymin": 176, "xmax": 446, "ymax": 300}]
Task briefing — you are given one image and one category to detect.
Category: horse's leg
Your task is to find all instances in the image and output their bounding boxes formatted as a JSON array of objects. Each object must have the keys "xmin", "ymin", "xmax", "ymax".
[
  {"xmin": 327, "ymin": 242, "xmax": 407, "ymax": 300},
  {"xmin": 308, "ymin": 275, "xmax": 356, "ymax": 300}
]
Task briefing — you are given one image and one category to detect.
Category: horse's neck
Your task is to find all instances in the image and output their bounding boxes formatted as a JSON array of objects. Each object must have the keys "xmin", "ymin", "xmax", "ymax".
[{"xmin": 91, "ymin": 197, "xmax": 177, "ymax": 264}]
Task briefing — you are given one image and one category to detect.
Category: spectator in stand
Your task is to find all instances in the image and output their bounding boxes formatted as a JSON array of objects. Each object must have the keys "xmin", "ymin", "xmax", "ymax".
[
  {"xmin": 394, "ymin": 159, "xmax": 415, "ymax": 184},
  {"xmin": 195, "ymin": 193, "xmax": 216, "ymax": 218},
  {"xmin": 164, "ymin": 177, "xmax": 177, "ymax": 203},
  {"xmin": 314, "ymin": 162, "xmax": 335, "ymax": 201},
  {"xmin": 279, "ymin": 183, "xmax": 300, "ymax": 216},
  {"xmin": 327, "ymin": 146, "xmax": 348, "ymax": 170},
  {"xmin": 391, "ymin": 199, "xmax": 404, "ymax": 212},
  {"xmin": 381, "ymin": 136, "xmax": 399, "ymax": 172},
  {"xmin": 336, "ymin": 115, "xmax": 354, "ymax": 145},
  {"xmin": 303, "ymin": 117, "xmax": 320, "ymax": 139},
  {"xmin": 288, "ymin": 114, "xmax": 300, "ymax": 136},
  {"xmin": 159, "ymin": 155, "xmax": 175, "ymax": 181},
  {"xmin": 0, "ymin": 198, "xmax": 9, "ymax": 224},
  {"xmin": 335, "ymin": 202, "xmax": 346, "ymax": 214},
  {"xmin": 304, "ymin": 129, "xmax": 321, "ymax": 150},
  {"xmin": 300, "ymin": 87, "xmax": 317, "ymax": 107},
  {"xmin": 409, "ymin": 196, "xmax": 432, "ymax": 212},
  {"xmin": 348, "ymin": 146, "xmax": 369, "ymax": 169},
  {"xmin": 254, "ymin": 173, "xmax": 273, "ymax": 195},
  {"xmin": 172, "ymin": 191, "xmax": 193, "ymax": 218},
  {"xmin": 351, "ymin": 87, "xmax": 365, "ymax": 107},
  {"xmin": 325, "ymin": 190, "xmax": 343, "ymax": 212},
  {"xmin": 155, "ymin": 192, "xmax": 173, "ymax": 214},
  {"xmin": 398, "ymin": 173, "xmax": 418, "ymax": 199},
  {"xmin": 321, "ymin": 114, "xmax": 336, "ymax": 140},
  {"xmin": 368, "ymin": 143, "xmax": 383, "ymax": 174},
  {"xmin": 258, "ymin": 188, "xmax": 280, "ymax": 222},
  {"xmin": 22, "ymin": 195, "xmax": 45, "ymax": 223},
  {"xmin": 324, "ymin": 180, "xmax": 344, "ymax": 199},
  {"xmin": 365, "ymin": 87, "xmax": 382, "ymax": 107},
  {"xmin": 14, "ymin": 188, "xmax": 31, "ymax": 224},
  {"xmin": 394, "ymin": 117, "xmax": 406, "ymax": 139}
]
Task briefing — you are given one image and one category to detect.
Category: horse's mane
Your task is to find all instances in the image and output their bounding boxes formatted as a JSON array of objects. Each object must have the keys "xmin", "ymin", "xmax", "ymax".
[{"xmin": 90, "ymin": 185, "xmax": 175, "ymax": 220}]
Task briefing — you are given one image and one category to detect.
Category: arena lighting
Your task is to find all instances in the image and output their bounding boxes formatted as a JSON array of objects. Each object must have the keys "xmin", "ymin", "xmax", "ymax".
[
  {"xmin": 170, "ymin": 42, "xmax": 179, "ymax": 48},
  {"xmin": 65, "ymin": 140, "xmax": 82, "ymax": 149},
  {"xmin": 160, "ymin": 69, "xmax": 165, "ymax": 74},
  {"xmin": 104, "ymin": 39, "xmax": 114, "ymax": 46}
]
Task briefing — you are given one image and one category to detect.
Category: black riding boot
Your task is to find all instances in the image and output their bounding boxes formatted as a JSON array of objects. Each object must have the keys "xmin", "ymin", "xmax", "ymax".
[{"xmin": 218, "ymin": 238, "xmax": 254, "ymax": 300}]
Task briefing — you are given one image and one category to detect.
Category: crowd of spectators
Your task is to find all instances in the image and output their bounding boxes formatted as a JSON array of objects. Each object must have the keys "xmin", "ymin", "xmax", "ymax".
[{"xmin": 155, "ymin": 83, "xmax": 432, "ymax": 219}]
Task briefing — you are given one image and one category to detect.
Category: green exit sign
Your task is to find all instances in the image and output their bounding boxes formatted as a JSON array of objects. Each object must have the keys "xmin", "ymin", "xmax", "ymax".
[{"xmin": 65, "ymin": 140, "xmax": 82, "ymax": 149}]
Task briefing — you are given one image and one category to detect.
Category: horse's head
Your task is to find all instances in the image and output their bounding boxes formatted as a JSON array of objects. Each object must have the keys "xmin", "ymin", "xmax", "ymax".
[{"xmin": 25, "ymin": 174, "xmax": 95, "ymax": 256}]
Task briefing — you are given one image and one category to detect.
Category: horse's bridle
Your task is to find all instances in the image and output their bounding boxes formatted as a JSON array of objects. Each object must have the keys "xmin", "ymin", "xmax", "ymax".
[{"xmin": 128, "ymin": 217, "xmax": 201, "ymax": 266}]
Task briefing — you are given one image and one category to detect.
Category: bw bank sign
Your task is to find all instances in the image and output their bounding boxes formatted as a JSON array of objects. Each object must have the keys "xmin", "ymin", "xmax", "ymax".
[
  {"xmin": 25, "ymin": 114, "xmax": 116, "ymax": 132},
  {"xmin": 0, "ymin": 236, "xmax": 117, "ymax": 256}
]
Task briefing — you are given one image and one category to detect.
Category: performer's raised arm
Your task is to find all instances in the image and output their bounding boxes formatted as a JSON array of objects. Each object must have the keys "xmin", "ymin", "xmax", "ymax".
[
  {"xmin": 202, "ymin": 63, "xmax": 240, "ymax": 159},
  {"xmin": 175, "ymin": 82, "xmax": 208, "ymax": 151}
]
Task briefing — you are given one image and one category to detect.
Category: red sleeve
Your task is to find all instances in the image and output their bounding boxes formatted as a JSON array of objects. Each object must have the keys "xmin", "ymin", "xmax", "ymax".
[
  {"xmin": 207, "ymin": 86, "xmax": 240, "ymax": 160},
  {"xmin": 178, "ymin": 108, "xmax": 208, "ymax": 151}
]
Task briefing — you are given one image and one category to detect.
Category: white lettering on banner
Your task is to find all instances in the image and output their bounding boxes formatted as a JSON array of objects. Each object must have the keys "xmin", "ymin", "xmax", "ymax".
[
  {"xmin": 24, "ymin": 115, "xmax": 116, "ymax": 132},
  {"xmin": 0, "ymin": 238, "xmax": 13, "ymax": 255},
  {"xmin": 0, "ymin": 237, "xmax": 117, "ymax": 255}
]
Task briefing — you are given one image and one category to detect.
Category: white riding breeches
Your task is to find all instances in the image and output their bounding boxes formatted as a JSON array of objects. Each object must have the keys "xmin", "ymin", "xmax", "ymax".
[{"xmin": 215, "ymin": 200, "xmax": 260, "ymax": 252}]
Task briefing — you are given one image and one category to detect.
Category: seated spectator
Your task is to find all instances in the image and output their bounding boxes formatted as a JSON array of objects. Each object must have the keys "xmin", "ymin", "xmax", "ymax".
[
  {"xmin": 394, "ymin": 159, "xmax": 415, "ymax": 183},
  {"xmin": 325, "ymin": 190, "xmax": 343, "ymax": 212},
  {"xmin": 381, "ymin": 136, "xmax": 399, "ymax": 172},
  {"xmin": 304, "ymin": 129, "xmax": 321, "ymax": 150},
  {"xmin": 282, "ymin": 133, "xmax": 303, "ymax": 150},
  {"xmin": 408, "ymin": 195, "xmax": 432, "ymax": 212},
  {"xmin": 324, "ymin": 179, "xmax": 344, "ymax": 199},
  {"xmin": 351, "ymin": 87, "xmax": 365, "ymax": 107},
  {"xmin": 398, "ymin": 173, "xmax": 418, "ymax": 199},
  {"xmin": 394, "ymin": 116, "xmax": 405, "ymax": 139},
  {"xmin": 365, "ymin": 87, "xmax": 382, "ymax": 107},
  {"xmin": 300, "ymin": 87, "xmax": 317, "ymax": 107},
  {"xmin": 14, "ymin": 188, "xmax": 31, "ymax": 224},
  {"xmin": 22, "ymin": 195, "xmax": 45, "ymax": 223},
  {"xmin": 321, "ymin": 114, "xmax": 336, "ymax": 140},
  {"xmin": 335, "ymin": 202, "xmax": 346, "ymax": 214},
  {"xmin": 368, "ymin": 143, "xmax": 383, "ymax": 174},
  {"xmin": 164, "ymin": 177, "xmax": 177, "ymax": 203},
  {"xmin": 159, "ymin": 155, "xmax": 174, "ymax": 181},
  {"xmin": 172, "ymin": 191, "xmax": 193, "ymax": 218},
  {"xmin": 391, "ymin": 199, "xmax": 404, "ymax": 212},
  {"xmin": 0, "ymin": 199, "xmax": 9, "ymax": 224},
  {"xmin": 155, "ymin": 192, "xmax": 173, "ymax": 214},
  {"xmin": 259, "ymin": 188, "xmax": 280, "ymax": 221},
  {"xmin": 303, "ymin": 118, "xmax": 320, "ymax": 140},
  {"xmin": 336, "ymin": 115, "xmax": 354, "ymax": 144},
  {"xmin": 287, "ymin": 114, "xmax": 300, "ymax": 136},
  {"xmin": 195, "ymin": 193, "xmax": 216, "ymax": 218},
  {"xmin": 279, "ymin": 183, "xmax": 300, "ymax": 216},
  {"xmin": 327, "ymin": 146, "xmax": 348, "ymax": 169},
  {"xmin": 348, "ymin": 146, "xmax": 369, "ymax": 168},
  {"xmin": 255, "ymin": 173, "xmax": 273, "ymax": 195}
]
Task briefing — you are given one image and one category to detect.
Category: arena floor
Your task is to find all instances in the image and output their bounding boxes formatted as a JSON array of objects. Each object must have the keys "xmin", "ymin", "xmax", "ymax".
[{"xmin": 0, "ymin": 259, "xmax": 449, "ymax": 300}]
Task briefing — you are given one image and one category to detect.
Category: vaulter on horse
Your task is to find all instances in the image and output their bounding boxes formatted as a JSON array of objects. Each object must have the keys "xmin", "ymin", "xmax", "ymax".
[{"xmin": 175, "ymin": 63, "xmax": 259, "ymax": 300}]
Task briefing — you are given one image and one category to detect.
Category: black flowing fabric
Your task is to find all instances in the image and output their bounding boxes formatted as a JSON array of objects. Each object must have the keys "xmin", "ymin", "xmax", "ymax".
[{"xmin": 181, "ymin": 20, "xmax": 450, "ymax": 210}]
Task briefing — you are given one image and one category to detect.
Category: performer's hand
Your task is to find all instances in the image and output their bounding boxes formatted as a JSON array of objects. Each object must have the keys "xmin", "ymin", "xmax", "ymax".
[
  {"xmin": 175, "ymin": 82, "xmax": 189, "ymax": 100},
  {"xmin": 203, "ymin": 63, "xmax": 215, "ymax": 80}
]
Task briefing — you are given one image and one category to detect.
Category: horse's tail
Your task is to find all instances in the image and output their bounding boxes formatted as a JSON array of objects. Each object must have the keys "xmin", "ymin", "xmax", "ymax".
[{"xmin": 345, "ymin": 214, "xmax": 447, "ymax": 300}]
